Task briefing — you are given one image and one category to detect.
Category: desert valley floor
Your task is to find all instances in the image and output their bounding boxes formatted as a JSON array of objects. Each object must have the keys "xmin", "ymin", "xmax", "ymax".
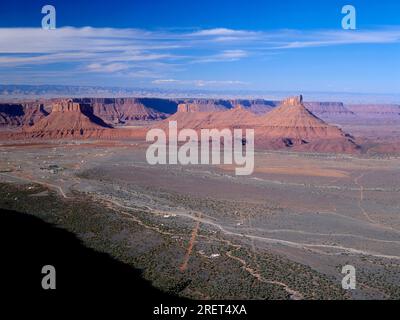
[{"xmin": 1, "ymin": 141, "xmax": 399, "ymax": 299}]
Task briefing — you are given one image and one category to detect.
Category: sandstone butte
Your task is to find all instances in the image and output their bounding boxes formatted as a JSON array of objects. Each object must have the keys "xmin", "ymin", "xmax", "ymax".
[
  {"xmin": 1, "ymin": 96, "xmax": 360, "ymax": 153},
  {"xmin": 256, "ymin": 95, "xmax": 359, "ymax": 153},
  {"xmin": 157, "ymin": 95, "xmax": 360, "ymax": 153},
  {"xmin": 3, "ymin": 99, "xmax": 146, "ymax": 140},
  {"xmin": 19, "ymin": 100, "xmax": 114, "ymax": 139}
]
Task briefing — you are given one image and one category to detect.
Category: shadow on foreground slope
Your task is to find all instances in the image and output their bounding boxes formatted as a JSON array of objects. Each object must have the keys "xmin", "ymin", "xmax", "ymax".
[{"xmin": 0, "ymin": 208, "xmax": 182, "ymax": 303}]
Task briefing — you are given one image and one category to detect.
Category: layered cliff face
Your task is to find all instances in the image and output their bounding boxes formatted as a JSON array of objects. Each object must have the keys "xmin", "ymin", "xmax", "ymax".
[
  {"xmin": 175, "ymin": 99, "xmax": 278, "ymax": 114},
  {"xmin": 233, "ymin": 99, "xmax": 278, "ymax": 115},
  {"xmin": 345, "ymin": 104, "xmax": 400, "ymax": 119},
  {"xmin": 260, "ymin": 96, "xmax": 344, "ymax": 138},
  {"xmin": 304, "ymin": 101, "xmax": 355, "ymax": 119},
  {"xmin": 257, "ymin": 96, "xmax": 359, "ymax": 152},
  {"xmin": 163, "ymin": 104, "xmax": 260, "ymax": 131},
  {"xmin": 75, "ymin": 98, "xmax": 168, "ymax": 125},
  {"xmin": 0, "ymin": 96, "xmax": 360, "ymax": 153},
  {"xmin": 23, "ymin": 100, "xmax": 113, "ymax": 139},
  {"xmin": 157, "ymin": 96, "xmax": 359, "ymax": 153},
  {"xmin": 22, "ymin": 103, "xmax": 50, "ymax": 126},
  {"xmin": 0, "ymin": 103, "xmax": 48, "ymax": 128},
  {"xmin": 176, "ymin": 101, "xmax": 228, "ymax": 113}
]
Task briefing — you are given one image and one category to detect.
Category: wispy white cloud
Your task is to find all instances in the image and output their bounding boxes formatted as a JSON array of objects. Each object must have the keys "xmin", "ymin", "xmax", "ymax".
[
  {"xmin": 212, "ymin": 49, "xmax": 248, "ymax": 59},
  {"xmin": 0, "ymin": 26, "xmax": 399, "ymax": 85},
  {"xmin": 271, "ymin": 29, "xmax": 400, "ymax": 49},
  {"xmin": 86, "ymin": 62, "xmax": 130, "ymax": 73},
  {"xmin": 191, "ymin": 49, "xmax": 249, "ymax": 63},
  {"xmin": 189, "ymin": 28, "xmax": 258, "ymax": 37}
]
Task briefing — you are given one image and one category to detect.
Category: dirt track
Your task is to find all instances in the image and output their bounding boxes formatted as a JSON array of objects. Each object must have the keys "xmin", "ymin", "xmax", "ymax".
[{"xmin": 1, "ymin": 143, "xmax": 399, "ymax": 299}]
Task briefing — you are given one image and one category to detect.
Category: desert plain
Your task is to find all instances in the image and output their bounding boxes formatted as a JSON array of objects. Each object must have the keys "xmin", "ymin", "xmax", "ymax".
[
  {"xmin": 0, "ymin": 96, "xmax": 399, "ymax": 300},
  {"xmin": 1, "ymin": 142, "xmax": 399, "ymax": 299}
]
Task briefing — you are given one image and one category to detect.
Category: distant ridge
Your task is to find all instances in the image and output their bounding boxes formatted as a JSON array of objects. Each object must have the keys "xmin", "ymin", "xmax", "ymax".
[{"xmin": 2, "ymin": 85, "xmax": 399, "ymax": 104}]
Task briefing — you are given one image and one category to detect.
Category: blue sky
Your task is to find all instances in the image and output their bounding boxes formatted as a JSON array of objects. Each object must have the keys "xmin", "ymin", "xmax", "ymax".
[{"xmin": 0, "ymin": 0, "xmax": 399, "ymax": 95}]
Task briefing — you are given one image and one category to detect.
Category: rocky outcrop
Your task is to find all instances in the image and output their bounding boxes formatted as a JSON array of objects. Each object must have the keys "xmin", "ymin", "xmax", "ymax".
[
  {"xmin": 257, "ymin": 96, "xmax": 359, "ymax": 152},
  {"xmin": 176, "ymin": 99, "xmax": 230, "ymax": 113},
  {"xmin": 260, "ymin": 96, "xmax": 343, "ymax": 137},
  {"xmin": 233, "ymin": 99, "xmax": 278, "ymax": 115},
  {"xmin": 23, "ymin": 103, "xmax": 50, "ymax": 126},
  {"xmin": 0, "ymin": 103, "xmax": 48, "ymax": 128},
  {"xmin": 175, "ymin": 99, "xmax": 278, "ymax": 114},
  {"xmin": 0, "ymin": 96, "xmax": 360, "ymax": 153},
  {"xmin": 159, "ymin": 95, "xmax": 359, "ymax": 153},
  {"xmin": 177, "ymin": 102, "xmax": 226, "ymax": 113},
  {"xmin": 74, "ymin": 98, "xmax": 168, "ymax": 125},
  {"xmin": 164, "ymin": 104, "xmax": 260, "ymax": 131},
  {"xmin": 22, "ymin": 99, "xmax": 113, "ymax": 139}
]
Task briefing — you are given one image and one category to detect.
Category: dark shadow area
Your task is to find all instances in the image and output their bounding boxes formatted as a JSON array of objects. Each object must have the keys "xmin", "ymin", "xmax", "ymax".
[
  {"xmin": 139, "ymin": 97, "xmax": 179, "ymax": 114},
  {"xmin": 0, "ymin": 103, "xmax": 25, "ymax": 116},
  {"xmin": 0, "ymin": 208, "xmax": 183, "ymax": 306},
  {"xmin": 80, "ymin": 103, "xmax": 114, "ymax": 128}
]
